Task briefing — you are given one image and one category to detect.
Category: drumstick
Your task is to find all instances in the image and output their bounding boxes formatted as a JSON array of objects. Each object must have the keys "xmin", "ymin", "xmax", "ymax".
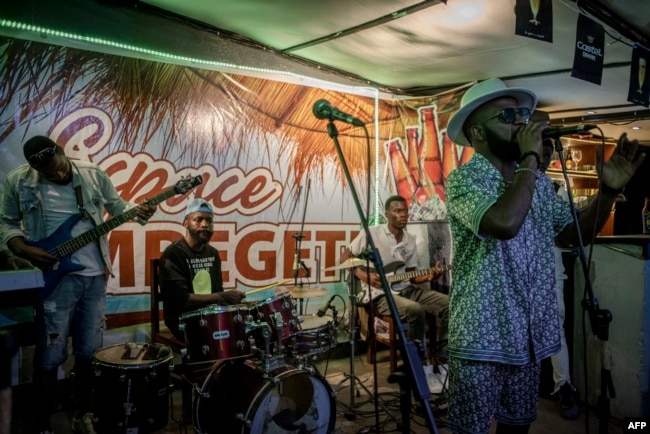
[{"xmin": 246, "ymin": 279, "xmax": 293, "ymax": 296}]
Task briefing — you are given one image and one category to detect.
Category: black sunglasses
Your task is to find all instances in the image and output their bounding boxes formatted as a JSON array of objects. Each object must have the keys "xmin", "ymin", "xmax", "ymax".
[
  {"xmin": 481, "ymin": 107, "xmax": 532, "ymax": 124},
  {"xmin": 28, "ymin": 145, "xmax": 57, "ymax": 167}
]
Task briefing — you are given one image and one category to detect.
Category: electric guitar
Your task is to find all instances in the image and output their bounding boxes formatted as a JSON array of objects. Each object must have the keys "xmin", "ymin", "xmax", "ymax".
[
  {"xmin": 27, "ymin": 175, "xmax": 203, "ymax": 299},
  {"xmin": 358, "ymin": 260, "xmax": 451, "ymax": 304}
]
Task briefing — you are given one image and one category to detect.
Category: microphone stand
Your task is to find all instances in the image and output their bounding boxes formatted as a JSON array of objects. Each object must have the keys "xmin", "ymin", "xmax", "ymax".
[
  {"xmin": 324, "ymin": 119, "xmax": 439, "ymax": 433},
  {"xmin": 293, "ymin": 180, "xmax": 311, "ymax": 316},
  {"xmin": 553, "ymin": 139, "xmax": 614, "ymax": 434}
]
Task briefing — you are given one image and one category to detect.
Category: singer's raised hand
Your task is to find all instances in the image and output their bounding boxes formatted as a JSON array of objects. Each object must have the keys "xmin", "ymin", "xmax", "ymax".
[{"xmin": 597, "ymin": 133, "xmax": 645, "ymax": 191}]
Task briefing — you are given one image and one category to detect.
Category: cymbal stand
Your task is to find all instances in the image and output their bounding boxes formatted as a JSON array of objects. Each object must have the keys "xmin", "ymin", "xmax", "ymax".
[
  {"xmin": 292, "ymin": 180, "xmax": 311, "ymax": 316},
  {"xmin": 334, "ymin": 287, "xmax": 397, "ymax": 425},
  {"xmin": 323, "ymin": 119, "xmax": 439, "ymax": 433}
]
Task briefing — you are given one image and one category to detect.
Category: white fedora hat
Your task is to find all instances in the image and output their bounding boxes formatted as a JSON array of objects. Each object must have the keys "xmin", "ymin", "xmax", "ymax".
[{"xmin": 447, "ymin": 78, "xmax": 538, "ymax": 147}]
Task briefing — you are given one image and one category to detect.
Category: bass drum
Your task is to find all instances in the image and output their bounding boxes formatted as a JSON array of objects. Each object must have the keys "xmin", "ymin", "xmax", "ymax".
[{"xmin": 194, "ymin": 359, "xmax": 335, "ymax": 434}]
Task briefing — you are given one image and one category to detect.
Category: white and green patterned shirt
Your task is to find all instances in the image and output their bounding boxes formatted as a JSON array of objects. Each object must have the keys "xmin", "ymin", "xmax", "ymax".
[{"xmin": 446, "ymin": 153, "xmax": 572, "ymax": 365}]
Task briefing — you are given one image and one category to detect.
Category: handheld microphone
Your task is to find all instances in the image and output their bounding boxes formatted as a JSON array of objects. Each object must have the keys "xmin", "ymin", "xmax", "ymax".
[
  {"xmin": 292, "ymin": 253, "xmax": 299, "ymax": 278},
  {"xmin": 312, "ymin": 99, "xmax": 365, "ymax": 127},
  {"xmin": 316, "ymin": 295, "xmax": 336, "ymax": 317},
  {"xmin": 542, "ymin": 124, "xmax": 597, "ymax": 139}
]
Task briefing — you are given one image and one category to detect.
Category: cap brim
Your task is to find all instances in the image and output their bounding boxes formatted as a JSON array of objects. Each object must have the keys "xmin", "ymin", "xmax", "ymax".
[{"xmin": 447, "ymin": 88, "xmax": 537, "ymax": 147}]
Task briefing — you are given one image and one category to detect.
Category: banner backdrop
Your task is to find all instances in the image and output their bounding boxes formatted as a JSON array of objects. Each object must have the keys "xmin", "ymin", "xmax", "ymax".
[{"xmin": 0, "ymin": 37, "xmax": 467, "ymax": 334}]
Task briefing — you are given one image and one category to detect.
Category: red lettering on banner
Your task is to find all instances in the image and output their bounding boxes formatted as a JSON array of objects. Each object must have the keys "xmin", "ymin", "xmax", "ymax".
[
  {"xmin": 212, "ymin": 230, "xmax": 230, "ymax": 282},
  {"xmin": 100, "ymin": 153, "xmax": 283, "ymax": 216},
  {"xmin": 212, "ymin": 173, "xmax": 238, "ymax": 208},
  {"xmin": 316, "ymin": 230, "xmax": 349, "ymax": 276},
  {"xmin": 241, "ymin": 174, "xmax": 276, "ymax": 210},
  {"xmin": 53, "ymin": 108, "xmax": 283, "ymax": 215},
  {"xmin": 236, "ymin": 230, "xmax": 277, "ymax": 281},
  {"xmin": 116, "ymin": 164, "xmax": 172, "ymax": 204}
]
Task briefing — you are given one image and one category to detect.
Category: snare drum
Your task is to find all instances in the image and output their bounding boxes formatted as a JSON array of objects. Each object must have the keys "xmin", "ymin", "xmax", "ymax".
[
  {"xmin": 288, "ymin": 315, "xmax": 337, "ymax": 356},
  {"xmin": 194, "ymin": 359, "xmax": 335, "ymax": 434},
  {"xmin": 179, "ymin": 304, "xmax": 251, "ymax": 365},
  {"xmin": 249, "ymin": 292, "xmax": 301, "ymax": 349},
  {"xmin": 93, "ymin": 343, "xmax": 172, "ymax": 434}
]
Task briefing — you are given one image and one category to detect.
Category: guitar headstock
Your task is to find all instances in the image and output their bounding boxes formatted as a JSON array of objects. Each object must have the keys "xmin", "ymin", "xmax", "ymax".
[{"xmin": 174, "ymin": 175, "xmax": 203, "ymax": 194}]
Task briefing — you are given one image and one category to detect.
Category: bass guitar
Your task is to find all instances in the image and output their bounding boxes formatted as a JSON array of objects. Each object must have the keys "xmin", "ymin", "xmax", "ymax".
[
  {"xmin": 358, "ymin": 260, "xmax": 451, "ymax": 304},
  {"xmin": 27, "ymin": 175, "xmax": 203, "ymax": 299}
]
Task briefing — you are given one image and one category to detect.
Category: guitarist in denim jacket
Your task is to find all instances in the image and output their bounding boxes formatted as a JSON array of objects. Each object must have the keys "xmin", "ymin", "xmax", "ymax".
[{"xmin": 0, "ymin": 135, "xmax": 157, "ymax": 434}]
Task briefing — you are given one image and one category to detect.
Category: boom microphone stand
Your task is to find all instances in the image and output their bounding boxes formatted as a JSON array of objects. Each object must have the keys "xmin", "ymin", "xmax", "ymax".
[
  {"xmin": 552, "ymin": 138, "xmax": 614, "ymax": 434},
  {"xmin": 320, "ymin": 116, "xmax": 439, "ymax": 434},
  {"xmin": 292, "ymin": 180, "xmax": 311, "ymax": 315}
]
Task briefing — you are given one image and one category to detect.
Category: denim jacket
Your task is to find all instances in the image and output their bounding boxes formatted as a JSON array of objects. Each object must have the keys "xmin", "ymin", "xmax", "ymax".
[{"xmin": 0, "ymin": 159, "xmax": 140, "ymax": 276}]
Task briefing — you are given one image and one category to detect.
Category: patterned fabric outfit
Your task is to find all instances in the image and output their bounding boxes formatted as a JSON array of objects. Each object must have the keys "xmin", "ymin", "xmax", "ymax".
[{"xmin": 444, "ymin": 154, "xmax": 572, "ymax": 434}]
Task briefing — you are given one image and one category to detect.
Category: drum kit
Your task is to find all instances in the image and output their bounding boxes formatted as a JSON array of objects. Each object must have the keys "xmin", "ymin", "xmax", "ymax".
[
  {"xmin": 91, "ymin": 288, "xmax": 338, "ymax": 434},
  {"xmin": 89, "ymin": 175, "xmax": 370, "ymax": 434}
]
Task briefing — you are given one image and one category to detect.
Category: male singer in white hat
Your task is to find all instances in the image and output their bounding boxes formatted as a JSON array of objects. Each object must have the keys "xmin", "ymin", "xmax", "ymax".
[{"xmin": 443, "ymin": 78, "xmax": 643, "ymax": 434}]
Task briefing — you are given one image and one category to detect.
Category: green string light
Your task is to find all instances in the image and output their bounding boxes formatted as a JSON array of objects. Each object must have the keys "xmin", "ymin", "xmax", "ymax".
[{"xmin": 1, "ymin": 18, "xmax": 383, "ymax": 215}]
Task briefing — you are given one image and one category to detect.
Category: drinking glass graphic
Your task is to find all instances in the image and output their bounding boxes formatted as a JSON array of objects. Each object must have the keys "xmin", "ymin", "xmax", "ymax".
[
  {"xmin": 638, "ymin": 57, "xmax": 646, "ymax": 94},
  {"xmin": 529, "ymin": 0, "xmax": 541, "ymax": 25},
  {"xmin": 571, "ymin": 149, "xmax": 583, "ymax": 170}
]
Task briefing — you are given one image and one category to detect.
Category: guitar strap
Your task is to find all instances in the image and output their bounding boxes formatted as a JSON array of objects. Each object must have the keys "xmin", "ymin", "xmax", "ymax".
[
  {"xmin": 69, "ymin": 160, "xmax": 96, "ymax": 225},
  {"xmin": 74, "ymin": 185, "xmax": 95, "ymax": 224}
]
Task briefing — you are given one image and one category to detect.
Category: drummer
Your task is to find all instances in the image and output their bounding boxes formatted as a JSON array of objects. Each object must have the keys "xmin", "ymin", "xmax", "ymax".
[{"xmin": 159, "ymin": 198, "xmax": 246, "ymax": 341}]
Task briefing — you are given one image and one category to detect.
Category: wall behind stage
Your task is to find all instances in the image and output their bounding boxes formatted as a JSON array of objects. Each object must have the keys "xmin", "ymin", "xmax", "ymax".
[{"xmin": 0, "ymin": 37, "xmax": 468, "ymax": 335}]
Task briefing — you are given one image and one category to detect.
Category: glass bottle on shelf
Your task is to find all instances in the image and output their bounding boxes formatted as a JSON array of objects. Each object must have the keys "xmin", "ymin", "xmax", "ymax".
[
  {"xmin": 565, "ymin": 150, "xmax": 574, "ymax": 170},
  {"xmin": 641, "ymin": 197, "xmax": 650, "ymax": 234}
]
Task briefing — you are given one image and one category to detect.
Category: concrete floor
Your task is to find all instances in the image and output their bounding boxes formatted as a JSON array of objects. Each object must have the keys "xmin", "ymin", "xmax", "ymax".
[{"xmin": 11, "ymin": 340, "xmax": 625, "ymax": 434}]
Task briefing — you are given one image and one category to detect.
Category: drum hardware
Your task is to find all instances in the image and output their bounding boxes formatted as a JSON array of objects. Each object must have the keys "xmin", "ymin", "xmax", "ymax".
[
  {"xmin": 249, "ymin": 292, "xmax": 301, "ymax": 357},
  {"xmin": 286, "ymin": 312, "xmax": 338, "ymax": 369},
  {"xmin": 332, "ymin": 261, "xmax": 397, "ymax": 424},
  {"xmin": 244, "ymin": 320, "xmax": 285, "ymax": 371}
]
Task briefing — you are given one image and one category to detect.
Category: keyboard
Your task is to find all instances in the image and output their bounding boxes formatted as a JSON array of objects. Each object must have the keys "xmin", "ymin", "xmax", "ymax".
[{"xmin": 0, "ymin": 268, "xmax": 44, "ymax": 291}]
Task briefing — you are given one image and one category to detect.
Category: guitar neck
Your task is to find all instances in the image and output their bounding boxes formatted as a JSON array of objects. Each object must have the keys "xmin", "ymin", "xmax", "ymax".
[
  {"xmin": 55, "ymin": 189, "xmax": 176, "ymax": 257},
  {"xmin": 386, "ymin": 265, "xmax": 450, "ymax": 284}
]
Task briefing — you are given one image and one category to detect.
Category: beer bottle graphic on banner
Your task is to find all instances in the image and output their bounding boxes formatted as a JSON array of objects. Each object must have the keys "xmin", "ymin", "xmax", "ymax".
[
  {"xmin": 387, "ymin": 139, "xmax": 417, "ymax": 204},
  {"xmin": 406, "ymin": 127, "xmax": 421, "ymax": 181},
  {"xmin": 441, "ymin": 130, "xmax": 459, "ymax": 182},
  {"xmin": 418, "ymin": 105, "xmax": 445, "ymax": 201},
  {"xmin": 459, "ymin": 145, "xmax": 475, "ymax": 165}
]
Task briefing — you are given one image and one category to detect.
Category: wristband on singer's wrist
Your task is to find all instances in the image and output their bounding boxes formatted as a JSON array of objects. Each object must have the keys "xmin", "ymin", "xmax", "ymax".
[{"xmin": 517, "ymin": 151, "xmax": 541, "ymax": 169}]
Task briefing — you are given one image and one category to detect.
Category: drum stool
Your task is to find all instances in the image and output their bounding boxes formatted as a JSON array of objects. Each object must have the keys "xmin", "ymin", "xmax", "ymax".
[{"xmin": 360, "ymin": 306, "xmax": 438, "ymax": 373}]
